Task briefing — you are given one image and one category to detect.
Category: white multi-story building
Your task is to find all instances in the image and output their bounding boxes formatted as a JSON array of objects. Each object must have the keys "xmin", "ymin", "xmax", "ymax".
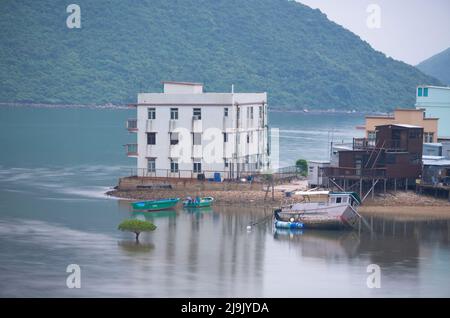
[
  {"xmin": 126, "ymin": 81, "xmax": 269, "ymax": 179},
  {"xmin": 416, "ymin": 85, "xmax": 450, "ymax": 138}
]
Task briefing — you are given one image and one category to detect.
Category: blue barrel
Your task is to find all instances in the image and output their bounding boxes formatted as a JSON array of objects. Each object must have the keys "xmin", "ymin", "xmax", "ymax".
[{"xmin": 275, "ymin": 221, "xmax": 304, "ymax": 229}]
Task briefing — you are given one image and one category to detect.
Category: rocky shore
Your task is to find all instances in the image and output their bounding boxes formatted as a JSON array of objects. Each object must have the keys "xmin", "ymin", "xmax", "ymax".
[
  {"xmin": 107, "ymin": 187, "xmax": 450, "ymax": 217},
  {"xmin": 107, "ymin": 188, "xmax": 285, "ymax": 207}
]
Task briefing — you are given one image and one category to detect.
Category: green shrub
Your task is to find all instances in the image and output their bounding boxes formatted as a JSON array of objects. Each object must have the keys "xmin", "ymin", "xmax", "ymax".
[{"xmin": 118, "ymin": 219, "xmax": 157, "ymax": 242}]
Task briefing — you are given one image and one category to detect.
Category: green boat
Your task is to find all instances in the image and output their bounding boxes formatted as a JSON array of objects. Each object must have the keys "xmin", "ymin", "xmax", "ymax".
[
  {"xmin": 183, "ymin": 196, "xmax": 214, "ymax": 208},
  {"xmin": 131, "ymin": 198, "xmax": 180, "ymax": 211}
]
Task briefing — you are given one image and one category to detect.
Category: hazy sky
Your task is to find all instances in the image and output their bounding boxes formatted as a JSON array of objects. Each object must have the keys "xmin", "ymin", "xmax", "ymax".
[{"xmin": 297, "ymin": 0, "xmax": 450, "ymax": 65}]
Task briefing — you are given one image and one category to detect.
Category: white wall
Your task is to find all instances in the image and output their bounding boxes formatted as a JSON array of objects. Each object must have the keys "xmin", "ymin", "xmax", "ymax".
[
  {"xmin": 416, "ymin": 86, "xmax": 450, "ymax": 138},
  {"xmin": 132, "ymin": 91, "xmax": 268, "ymax": 178}
]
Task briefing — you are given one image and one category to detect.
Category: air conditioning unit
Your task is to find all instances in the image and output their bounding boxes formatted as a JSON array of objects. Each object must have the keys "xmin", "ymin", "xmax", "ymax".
[{"xmin": 192, "ymin": 115, "xmax": 200, "ymax": 120}]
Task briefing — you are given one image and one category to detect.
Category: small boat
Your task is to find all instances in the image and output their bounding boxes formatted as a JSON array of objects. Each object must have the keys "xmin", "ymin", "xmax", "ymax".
[
  {"xmin": 274, "ymin": 191, "xmax": 362, "ymax": 230},
  {"xmin": 183, "ymin": 196, "xmax": 214, "ymax": 208},
  {"xmin": 131, "ymin": 198, "xmax": 180, "ymax": 211}
]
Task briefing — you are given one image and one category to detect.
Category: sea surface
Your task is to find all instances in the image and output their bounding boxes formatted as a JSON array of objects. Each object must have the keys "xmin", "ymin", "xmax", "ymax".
[{"xmin": 0, "ymin": 106, "xmax": 449, "ymax": 297}]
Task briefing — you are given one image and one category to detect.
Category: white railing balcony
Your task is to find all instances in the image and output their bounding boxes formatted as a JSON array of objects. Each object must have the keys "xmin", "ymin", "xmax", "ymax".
[
  {"xmin": 146, "ymin": 119, "xmax": 154, "ymax": 132},
  {"xmin": 192, "ymin": 116, "xmax": 202, "ymax": 132},
  {"xmin": 192, "ymin": 145, "xmax": 203, "ymax": 158},
  {"xmin": 170, "ymin": 144, "xmax": 182, "ymax": 158},
  {"xmin": 146, "ymin": 145, "xmax": 157, "ymax": 157},
  {"xmin": 169, "ymin": 120, "xmax": 177, "ymax": 131},
  {"xmin": 126, "ymin": 119, "xmax": 138, "ymax": 132},
  {"xmin": 125, "ymin": 144, "xmax": 138, "ymax": 157}
]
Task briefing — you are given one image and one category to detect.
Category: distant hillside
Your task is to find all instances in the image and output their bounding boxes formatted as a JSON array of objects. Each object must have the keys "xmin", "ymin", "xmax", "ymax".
[
  {"xmin": 417, "ymin": 47, "xmax": 450, "ymax": 85},
  {"xmin": 0, "ymin": 0, "xmax": 441, "ymax": 111}
]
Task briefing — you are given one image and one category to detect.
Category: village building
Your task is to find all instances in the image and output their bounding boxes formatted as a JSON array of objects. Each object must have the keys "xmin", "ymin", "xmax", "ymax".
[
  {"xmin": 125, "ymin": 81, "xmax": 269, "ymax": 180},
  {"xmin": 364, "ymin": 108, "xmax": 438, "ymax": 144},
  {"xmin": 322, "ymin": 124, "xmax": 424, "ymax": 198},
  {"xmin": 415, "ymin": 85, "xmax": 450, "ymax": 139}
]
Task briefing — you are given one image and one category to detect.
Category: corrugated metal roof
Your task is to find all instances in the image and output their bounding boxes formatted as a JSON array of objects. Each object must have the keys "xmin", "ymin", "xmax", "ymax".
[{"xmin": 423, "ymin": 160, "xmax": 450, "ymax": 166}]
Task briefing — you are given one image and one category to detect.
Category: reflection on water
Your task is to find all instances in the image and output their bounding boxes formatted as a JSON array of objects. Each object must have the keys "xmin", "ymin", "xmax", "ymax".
[
  {"xmin": 0, "ymin": 107, "xmax": 449, "ymax": 297},
  {"xmin": 117, "ymin": 241, "xmax": 155, "ymax": 254}
]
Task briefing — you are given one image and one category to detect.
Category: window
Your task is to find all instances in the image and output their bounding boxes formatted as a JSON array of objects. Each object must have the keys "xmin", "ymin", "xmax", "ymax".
[
  {"xmin": 410, "ymin": 153, "xmax": 420, "ymax": 164},
  {"xmin": 368, "ymin": 131, "xmax": 376, "ymax": 146},
  {"xmin": 193, "ymin": 108, "xmax": 201, "ymax": 120},
  {"xmin": 336, "ymin": 197, "xmax": 342, "ymax": 204},
  {"xmin": 259, "ymin": 106, "xmax": 263, "ymax": 119},
  {"xmin": 224, "ymin": 158, "xmax": 229, "ymax": 168},
  {"xmin": 193, "ymin": 133, "xmax": 202, "ymax": 145},
  {"xmin": 424, "ymin": 132, "xmax": 434, "ymax": 143},
  {"xmin": 385, "ymin": 153, "xmax": 396, "ymax": 164},
  {"xmin": 170, "ymin": 159, "xmax": 179, "ymax": 173},
  {"xmin": 224, "ymin": 108, "xmax": 229, "ymax": 117},
  {"xmin": 418, "ymin": 87, "xmax": 423, "ymax": 97},
  {"xmin": 250, "ymin": 107, "xmax": 254, "ymax": 119},
  {"xmin": 147, "ymin": 132, "xmax": 156, "ymax": 145},
  {"xmin": 246, "ymin": 133, "xmax": 250, "ymax": 143},
  {"xmin": 170, "ymin": 132, "xmax": 179, "ymax": 145},
  {"xmin": 147, "ymin": 158, "xmax": 156, "ymax": 172},
  {"xmin": 148, "ymin": 108, "xmax": 156, "ymax": 120},
  {"xmin": 170, "ymin": 108, "xmax": 178, "ymax": 120},
  {"xmin": 423, "ymin": 87, "xmax": 429, "ymax": 97},
  {"xmin": 193, "ymin": 161, "xmax": 202, "ymax": 173},
  {"xmin": 409, "ymin": 129, "xmax": 420, "ymax": 139},
  {"xmin": 223, "ymin": 132, "xmax": 228, "ymax": 143}
]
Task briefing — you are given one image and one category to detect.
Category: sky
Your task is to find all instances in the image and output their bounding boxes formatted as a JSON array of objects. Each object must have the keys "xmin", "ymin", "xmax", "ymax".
[{"xmin": 297, "ymin": 0, "xmax": 450, "ymax": 65}]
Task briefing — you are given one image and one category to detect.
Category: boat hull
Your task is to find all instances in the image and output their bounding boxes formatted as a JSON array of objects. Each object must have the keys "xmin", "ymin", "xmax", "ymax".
[
  {"xmin": 131, "ymin": 198, "xmax": 180, "ymax": 211},
  {"xmin": 274, "ymin": 204, "xmax": 360, "ymax": 230},
  {"xmin": 183, "ymin": 197, "xmax": 214, "ymax": 208}
]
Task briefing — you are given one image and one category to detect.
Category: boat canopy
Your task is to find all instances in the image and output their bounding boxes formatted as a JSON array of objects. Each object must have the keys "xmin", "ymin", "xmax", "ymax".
[
  {"xmin": 330, "ymin": 192, "xmax": 361, "ymax": 205},
  {"xmin": 293, "ymin": 191, "xmax": 330, "ymax": 196},
  {"xmin": 292, "ymin": 191, "xmax": 361, "ymax": 205}
]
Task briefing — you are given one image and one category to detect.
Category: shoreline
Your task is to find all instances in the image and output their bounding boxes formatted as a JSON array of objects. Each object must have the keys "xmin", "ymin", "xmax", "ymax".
[
  {"xmin": 107, "ymin": 188, "xmax": 450, "ymax": 217},
  {"xmin": 0, "ymin": 102, "xmax": 387, "ymax": 116}
]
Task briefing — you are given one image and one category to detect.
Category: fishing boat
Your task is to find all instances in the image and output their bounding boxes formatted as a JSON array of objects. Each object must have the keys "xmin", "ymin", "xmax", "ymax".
[
  {"xmin": 274, "ymin": 191, "xmax": 362, "ymax": 230},
  {"xmin": 183, "ymin": 196, "xmax": 214, "ymax": 208},
  {"xmin": 131, "ymin": 198, "xmax": 180, "ymax": 211}
]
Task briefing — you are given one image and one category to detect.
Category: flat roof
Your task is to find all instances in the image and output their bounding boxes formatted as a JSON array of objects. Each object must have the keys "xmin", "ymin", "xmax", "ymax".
[
  {"xmin": 162, "ymin": 81, "xmax": 203, "ymax": 86},
  {"xmin": 423, "ymin": 159, "xmax": 450, "ymax": 166},
  {"xmin": 417, "ymin": 85, "xmax": 450, "ymax": 90},
  {"xmin": 376, "ymin": 123, "xmax": 422, "ymax": 129},
  {"xmin": 308, "ymin": 160, "xmax": 331, "ymax": 164}
]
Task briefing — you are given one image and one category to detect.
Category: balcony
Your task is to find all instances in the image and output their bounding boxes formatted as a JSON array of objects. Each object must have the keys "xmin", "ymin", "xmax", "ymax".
[
  {"xmin": 169, "ymin": 119, "xmax": 177, "ymax": 132},
  {"xmin": 146, "ymin": 119, "xmax": 154, "ymax": 132},
  {"xmin": 321, "ymin": 166, "xmax": 386, "ymax": 179},
  {"xmin": 126, "ymin": 119, "xmax": 138, "ymax": 132},
  {"xmin": 192, "ymin": 116, "xmax": 202, "ymax": 132},
  {"xmin": 125, "ymin": 144, "xmax": 138, "ymax": 157},
  {"xmin": 352, "ymin": 138, "xmax": 407, "ymax": 152}
]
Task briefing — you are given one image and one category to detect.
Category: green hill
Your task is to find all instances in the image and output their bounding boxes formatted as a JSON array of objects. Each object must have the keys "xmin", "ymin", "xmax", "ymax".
[
  {"xmin": 0, "ymin": 0, "xmax": 441, "ymax": 111},
  {"xmin": 416, "ymin": 47, "xmax": 450, "ymax": 85}
]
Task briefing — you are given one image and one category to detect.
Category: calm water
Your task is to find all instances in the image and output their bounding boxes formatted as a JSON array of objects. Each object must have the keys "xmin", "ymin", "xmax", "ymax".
[{"xmin": 1, "ymin": 106, "xmax": 449, "ymax": 297}]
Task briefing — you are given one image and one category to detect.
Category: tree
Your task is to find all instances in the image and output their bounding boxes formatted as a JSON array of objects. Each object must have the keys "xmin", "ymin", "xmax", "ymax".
[
  {"xmin": 118, "ymin": 219, "xmax": 157, "ymax": 243},
  {"xmin": 296, "ymin": 159, "xmax": 308, "ymax": 177}
]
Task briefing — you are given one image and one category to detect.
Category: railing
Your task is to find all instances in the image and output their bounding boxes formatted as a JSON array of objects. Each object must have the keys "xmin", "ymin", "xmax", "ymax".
[
  {"xmin": 125, "ymin": 166, "xmax": 302, "ymax": 182},
  {"xmin": 353, "ymin": 138, "xmax": 373, "ymax": 150},
  {"xmin": 352, "ymin": 138, "xmax": 407, "ymax": 152},
  {"xmin": 321, "ymin": 166, "xmax": 386, "ymax": 178},
  {"xmin": 125, "ymin": 144, "xmax": 138, "ymax": 156},
  {"xmin": 126, "ymin": 119, "xmax": 138, "ymax": 131}
]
